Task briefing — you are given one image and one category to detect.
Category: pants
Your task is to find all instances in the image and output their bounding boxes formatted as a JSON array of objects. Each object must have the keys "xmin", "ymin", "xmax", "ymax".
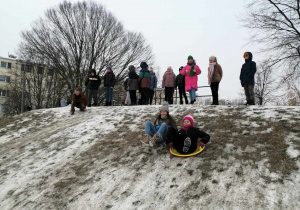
[
  {"xmin": 125, "ymin": 91, "xmax": 131, "ymax": 105},
  {"xmin": 145, "ymin": 121, "xmax": 168, "ymax": 137},
  {"xmin": 150, "ymin": 89, "xmax": 155, "ymax": 105},
  {"xmin": 165, "ymin": 87, "xmax": 174, "ymax": 104},
  {"xmin": 71, "ymin": 101, "xmax": 85, "ymax": 112},
  {"xmin": 88, "ymin": 89, "xmax": 98, "ymax": 105},
  {"xmin": 178, "ymin": 86, "xmax": 188, "ymax": 104},
  {"xmin": 105, "ymin": 86, "xmax": 113, "ymax": 102},
  {"xmin": 189, "ymin": 88, "xmax": 196, "ymax": 102},
  {"xmin": 244, "ymin": 84, "xmax": 255, "ymax": 103},
  {"xmin": 129, "ymin": 90, "xmax": 137, "ymax": 105},
  {"xmin": 210, "ymin": 82, "xmax": 219, "ymax": 105},
  {"xmin": 140, "ymin": 88, "xmax": 150, "ymax": 105}
]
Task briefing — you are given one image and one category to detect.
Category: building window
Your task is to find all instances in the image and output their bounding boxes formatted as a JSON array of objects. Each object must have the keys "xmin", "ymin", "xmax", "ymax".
[
  {"xmin": 37, "ymin": 67, "xmax": 44, "ymax": 74},
  {"xmin": 21, "ymin": 64, "xmax": 32, "ymax": 72},
  {"xmin": 0, "ymin": 75, "xmax": 10, "ymax": 83},
  {"xmin": 1, "ymin": 61, "xmax": 12, "ymax": 69},
  {"xmin": 0, "ymin": 89, "xmax": 9, "ymax": 97}
]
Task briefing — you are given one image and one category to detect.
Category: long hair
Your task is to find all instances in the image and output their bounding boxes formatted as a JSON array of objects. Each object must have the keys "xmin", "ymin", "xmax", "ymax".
[{"xmin": 154, "ymin": 112, "xmax": 177, "ymax": 126}]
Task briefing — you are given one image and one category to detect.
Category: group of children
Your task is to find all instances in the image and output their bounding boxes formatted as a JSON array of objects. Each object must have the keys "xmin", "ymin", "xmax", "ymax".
[{"xmin": 141, "ymin": 101, "xmax": 210, "ymax": 154}]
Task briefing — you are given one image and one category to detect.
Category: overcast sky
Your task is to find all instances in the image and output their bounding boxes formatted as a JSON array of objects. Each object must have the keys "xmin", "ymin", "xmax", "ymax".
[{"xmin": 0, "ymin": 0, "xmax": 258, "ymax": 99}]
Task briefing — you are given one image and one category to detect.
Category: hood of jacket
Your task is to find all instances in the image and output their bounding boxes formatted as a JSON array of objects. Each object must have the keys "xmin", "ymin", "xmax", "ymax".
[
  {"xmin": 245, "ymin": 52, "xmax": 253, "ymax": 62},
  {"xmin": 140, "ymin": 62, "xmax": 148, "ymax": 69}
]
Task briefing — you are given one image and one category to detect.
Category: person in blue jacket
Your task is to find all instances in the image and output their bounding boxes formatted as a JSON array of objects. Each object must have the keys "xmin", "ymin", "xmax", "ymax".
[
  {"xmin": 240, "ymin": 52, "xmax": 257, "ymax": 105},
  {"xmin": 149, "ymin": 67, "xmax": 157, "ymax": 105}
]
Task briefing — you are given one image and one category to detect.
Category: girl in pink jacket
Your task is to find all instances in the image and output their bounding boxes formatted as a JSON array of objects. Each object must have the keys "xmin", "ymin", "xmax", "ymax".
[{"xmin": 180, "ymin": 55, "xmax": 201, "ymax": 104}]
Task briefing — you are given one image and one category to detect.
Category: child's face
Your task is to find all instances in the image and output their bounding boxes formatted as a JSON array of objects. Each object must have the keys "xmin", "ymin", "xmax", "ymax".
[
  {"xmin": 160, "ymin": 110, "xmax": 167, "ymax": 118},
  {"xmin": 91, "ymin": 72, "xmax": 95, "ymax": 76},
  {"xmin": 188, "ymin": 59, "xmax": 194, "ymax": 63},
  {"xmin": 74, "ymin": 90, "xmax": 80, "ymax": 96},
  {"xmin": 183, "ymin": 119, "xmax": 191, "ymax": 126},
  {"xmin": 244, "ymin": 55, "xmax": 249, "ymax": 60}
]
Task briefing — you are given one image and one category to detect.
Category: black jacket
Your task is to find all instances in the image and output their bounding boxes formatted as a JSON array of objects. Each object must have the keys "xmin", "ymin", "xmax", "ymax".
[
  {"xmin": 169, "ymin": 127, "xmax": 210, "ymax": 154},
  {"xmin": 175, "ymin": 74, "xmax": 185, "ymax": 88},
  {"xmin": 85, "ymin": 70, "xmax": 101, "ymax": 90},
  {"xmin": 103, "ymin": 71, "xmax": 116, "ymax": 87},
  {"xmin": 240, "ymin": 52, "xmax": 257, "ymax": 86}
]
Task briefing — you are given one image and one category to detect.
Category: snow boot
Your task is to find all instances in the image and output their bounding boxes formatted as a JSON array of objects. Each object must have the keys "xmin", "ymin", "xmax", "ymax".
[
  {"xmin": 185, "ymin": 100, "xmax": 188, "ymax": 104},
  {"xmin": 183, "ymin": 137, "xmax": 191, "ymax": 153},
  {"xmin": 180, "ymin": 101, "xmax": 183, "ymax": 105},
  {"xmin": 88, "ymin": 103, "xmax": 91, "ymax": 107},
  {"xmin": 105, "ymin": 101, "xmax": 108, "ymax": 106},
  {"xmin": 141, "ymin": 134, "xmax": 151, "ymax": 146}
]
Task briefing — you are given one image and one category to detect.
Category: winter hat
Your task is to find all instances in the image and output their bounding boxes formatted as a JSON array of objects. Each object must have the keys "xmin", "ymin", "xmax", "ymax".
[
  {"xmin": 106, "ymin": 66, "xmax": 112, "ymax": 71},
  {"xmin": 188, "ymin": 55, "xmax": 193, "ymax": 61},
  {"xmin": 129, "ymin": 65, "xmax": 135, "ymax": 71},
  {"xmin": 209, "ymin": 56, "xmax": 217, "ymax": 62},
  {"xmin": 159, "ymin": 101, "xmax": 169, "ymax": 112},
  {"xmin": 167, "ymin": 66, "xmax": 173, "ymax": 71},
  {"xmin": 90, "ymin": 69, "xmax": 96, "ymax": 74},
  {"xmin": 183, "ymin": 113, "xmax": 195, "ymax": 127},
  {"xmin": 179, "ymin": 66, "xmax": 184, "ymax": 71},
  {"xmin": 140, "ymin": 62, "xmax": 148, "ymax": 69}
]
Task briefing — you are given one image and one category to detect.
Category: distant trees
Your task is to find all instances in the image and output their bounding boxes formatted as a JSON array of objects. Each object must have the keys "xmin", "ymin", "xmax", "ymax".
[{"xmin": 18, "ymin": 1, "xmax": 154, "ymax": 95}]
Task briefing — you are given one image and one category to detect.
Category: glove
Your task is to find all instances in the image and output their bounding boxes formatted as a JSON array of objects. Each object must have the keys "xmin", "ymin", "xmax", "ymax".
[
  {"xmin": 199, "ymin": 142, "xmax": 205, "ymax": 148},
  {"xmin": 168, "ymin": 142, "xmax": 173, "ymax": 148}
]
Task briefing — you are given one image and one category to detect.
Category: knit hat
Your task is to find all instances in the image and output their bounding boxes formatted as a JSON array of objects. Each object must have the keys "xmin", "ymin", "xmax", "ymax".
[
  {"xmin": 90, "ymin": 69, "xmax": 96, "ymax": 74},
  {"xmin": 179, "ymin": 66, "xmax": 184, "ymax": 71},
  {"xmin": 106, "ymin": 66, "xmax": 112, "ymax": 71},
  {"xmin": 209, "ymin": 56, "xmax": 217, "ymax": 62},
  {"xmin": 183, "ymin": 113, "xmax": 194, "ymax": 127},
  {"xmin": 159, "ymin": 101, "xmax": 169, "ymax": 112},
  {"xmin": 188, "ymin": 55, "xmax": 193, "ymax": 61},
  {"xmin": 167, "ymin": 66, "xmax": 173, "ymax": 71},
  {"xmin": 129, "ymin": 65, "xmax": 135, "ymax": 71}
]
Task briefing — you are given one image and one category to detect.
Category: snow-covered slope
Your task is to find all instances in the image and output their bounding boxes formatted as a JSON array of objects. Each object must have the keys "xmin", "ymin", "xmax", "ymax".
[{"xmin": 0, "ymin": 105, "xmax": 300, "ymax": 209}]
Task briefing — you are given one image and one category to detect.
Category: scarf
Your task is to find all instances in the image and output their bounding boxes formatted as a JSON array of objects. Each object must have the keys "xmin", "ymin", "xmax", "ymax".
[
  {"xmin": 187, "ymin": 62, "xmax": 196, "ymax": 76},
  {"xmin": 183, "ymin": 124, "xmax": 193, "ymax": 130},
  {"xmin": 208, "ymin": 62, "xmax": 216, "ymax": 85}
]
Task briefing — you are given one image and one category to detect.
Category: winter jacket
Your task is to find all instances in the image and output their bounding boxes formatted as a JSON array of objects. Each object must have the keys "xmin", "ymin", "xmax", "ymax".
[
  {"xmin": 180, "ymin": 62, "xmax": 201, "ymax": 91},
  {"xmin": 72, "ymin": 93, "xmax": 87, "ymax": 106},
  {"xmin": 128, "ymin": 69, "xmax": 139, "ymax": 90},
  {"xmin": 138, "ymin": 66, "xmax": 151, "ymax": 89},
  {"xmin": 175, "ymin": 74, "xmax": 185, "ymax": 88},
  {"xmin": 173, "ymin": 127, "xmax": 210, "ymax": 154},
  {"xmin": 154, "ymin": 117, "xmax": 177, "ymax": 129},
  {"xmin": 103, "ymin": 71, "xmax": 116, "ymax": 87},
  {"xmin": 162, "ymin": 69, "xmax": 176, "ymax": 88},
  {"xmin": 85, "ymin": 70, "xmax": 101, "ymax": 90},
  {"xmin": 211, "ymin": 63, "xmax": 223, "ymax": 83},
  {"xmin": 240, "ymin": 52, "xmax": 256, "ymax": 86},
  {"xmin": 149, "ymin": 73, "xmax": 158, "ymax": 90}
]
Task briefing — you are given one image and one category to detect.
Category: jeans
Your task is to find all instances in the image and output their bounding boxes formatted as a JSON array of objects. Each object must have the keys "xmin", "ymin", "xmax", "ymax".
[
  {"xmin": 105, "ymin": 86, "xmax": 113, "ymax": 101},
  {"xmin": 145, "ymin": 121, "xmax": 168, "ymax": 137},
  {"xmin": 189, "ymin": 88, "xmax": 196, "ymax": 101},
  {"xmin": 244, "ymin": 84, "xmax": 255, "ymax": 102}
]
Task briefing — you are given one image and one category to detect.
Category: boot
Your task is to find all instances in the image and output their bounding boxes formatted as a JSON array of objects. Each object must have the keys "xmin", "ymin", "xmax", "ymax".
[
  {"xmin": 88, "ymin": 103, "xmax": 91, "ymax": 107},
  {"xmin": 185, "ymin": 100, "xmax": 188, "ymax": 104},
  {"xmin": 180, "ymin": 101, "xmax": 183, "ymax": 105},
  {"xmin": 93, "ymin": 103, "xmax": 97, "ymax": 106},
  {"xmin": 249, "ymin": 100, "xmax": 255, "ymax": 105},
  {"xmin": 105, "ymin": 101, "xmax": 108, "ymax": 106},
  {"xmin": 70, "ymin": 110, "xmax": 74, "ymax": 115},
  {"xmin": 109, "ymin": 101, "xmax": 112, "ymax": 106}
]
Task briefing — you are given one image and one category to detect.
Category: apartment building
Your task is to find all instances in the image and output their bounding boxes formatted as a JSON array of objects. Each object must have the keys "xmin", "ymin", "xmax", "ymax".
[{"xmin": 0, "ymin": 56, "xmax": 14, "ymax": 115}]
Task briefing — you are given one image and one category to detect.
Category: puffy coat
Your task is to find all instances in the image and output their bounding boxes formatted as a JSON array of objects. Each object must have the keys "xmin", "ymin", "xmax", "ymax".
[
  {"xmin": 128, "ymin": 69, "xmax": 139, "ymax": 90},
  {"xmin": 103, "ymin": 71, "xmax": 116, "ymax": 87},
  {"xmin": 138, "ymin": 62, "xmax": 151, "ymax": 89},
  {"xmin": 180, "ymin": 62, "xmax": 201, "ymax": 91},
  {"xmin": 175, "ymin": 73, "xmax": 185, "ymax": 88},
  {"xmin": 162, "ymin": 69, "xmax": 176, "ymax": 88},
  {"xmin": 85, "ymin": 69, "xmax": 101, "ymax": 90},
  {"xmin": 211, "ymin": 64, "xmax": 223, "ymax": 83},
  {"xmin": 149, "ymin": 73, "xmax": 158, "ymax": 90},
  {"xmin": 240, "ymin": 52, "xmax": 256, "ymax": 86}
]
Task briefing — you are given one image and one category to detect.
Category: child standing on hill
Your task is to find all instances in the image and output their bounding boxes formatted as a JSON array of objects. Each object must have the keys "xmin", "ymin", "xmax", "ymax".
[
  {"xmin": 167, "ymin": 113, "xmax": 210, "ymax": 154},
  {"xmin": 141, "ymin": 102, "xmax": 177, "ymax": 147},
  {"xmin": 175, "ymin": 66, "xmax": 188, "ymax": 105},
  {"xmin": 180, "ymin": 55, "xmax": 201, "ymax": 104},
  {"xmin": 162, "ymin": 66, "xmax": 176, "ymax": 104}
]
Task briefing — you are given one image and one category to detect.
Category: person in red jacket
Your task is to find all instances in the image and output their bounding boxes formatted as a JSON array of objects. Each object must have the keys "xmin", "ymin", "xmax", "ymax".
[
  {"xmin": 162, "ymin": 66, "xmax": 176, "ymax": 104},
  {"xmin": 71, "ymin": 88, "xmax": 87, "ymax": 115}
]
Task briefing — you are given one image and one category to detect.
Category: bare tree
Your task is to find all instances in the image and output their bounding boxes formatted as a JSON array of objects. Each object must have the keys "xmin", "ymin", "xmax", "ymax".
[
  {"xmin": 18, "ymin": 1, "xmax": 154, "ymax": 97},
  {"xmin": 254, "ymin": 60, "xmax": 277, "ymax": 105},
  {"xmin": 242, "ymin": 0, "xmax": 300, "ymax": 80}
]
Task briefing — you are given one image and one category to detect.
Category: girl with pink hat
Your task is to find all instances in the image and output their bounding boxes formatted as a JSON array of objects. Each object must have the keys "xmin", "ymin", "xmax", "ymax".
[{"xmin": 167, "ymin": 113, "xmax": 210, "ymax": 154}]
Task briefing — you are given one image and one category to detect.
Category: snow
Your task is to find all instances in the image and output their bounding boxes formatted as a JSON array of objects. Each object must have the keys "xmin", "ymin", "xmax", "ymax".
[{"xmin": 0, "ymin": 105, "xmax": 299, "ymax": 209}]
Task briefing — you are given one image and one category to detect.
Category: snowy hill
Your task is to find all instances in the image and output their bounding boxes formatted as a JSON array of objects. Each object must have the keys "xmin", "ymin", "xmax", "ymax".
[{"xmin": 0, "ymin": 105, "xmax": 300, "ymax": 209}]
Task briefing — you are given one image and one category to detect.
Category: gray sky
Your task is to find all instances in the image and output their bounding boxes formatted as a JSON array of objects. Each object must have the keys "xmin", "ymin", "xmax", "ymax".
[{"xmin": 0, "ymin": 0, "xmax": 257, "ymax": 99}]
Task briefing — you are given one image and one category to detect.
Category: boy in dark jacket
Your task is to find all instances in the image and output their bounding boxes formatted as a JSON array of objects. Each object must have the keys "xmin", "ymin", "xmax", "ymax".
[
  {"xmin": 103, "ymin": 66, "xmax": 116, "ymax": 106},
  {"xmin": 71, "ymin": 88, "xmax": 88, "ymax": 115},
  {"xmin": 128, "ymin": 65, "xmax": 139, "ymax": 105},
  {"xmin": 240, "ymin": 52, "xmax": 257, "ymax": 105},
  {"xmin": 138, "ymin": 62, "xmax": 151, "ymax": 105},
  {"xmin": 85, "ymin": 69, "xmax": 101, "ymax": 107},
  {"xmin": 175, "ymin": 66, "xmax": 188, "ymax": 104},
  {"xmin": 167, "ymin": 113, "xmax": 210, "ymax": 154}
]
